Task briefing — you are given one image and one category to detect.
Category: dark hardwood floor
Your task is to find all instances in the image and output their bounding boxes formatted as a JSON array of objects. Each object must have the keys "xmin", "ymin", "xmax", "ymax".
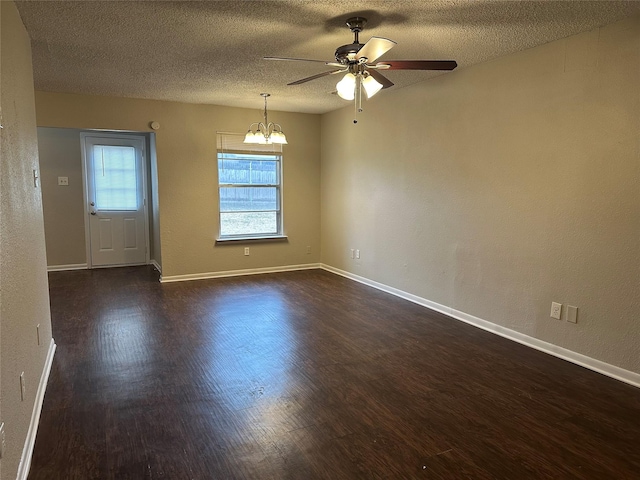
[{"xmin": 29, "ymin": 266, "xmax": 640, "ymax": 479}]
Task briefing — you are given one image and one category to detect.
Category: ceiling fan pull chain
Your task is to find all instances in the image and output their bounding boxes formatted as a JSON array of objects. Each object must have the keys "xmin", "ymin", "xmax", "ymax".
[{"xmin": 353, "ymin": 75, "xmax": 360, "ymax": 124}]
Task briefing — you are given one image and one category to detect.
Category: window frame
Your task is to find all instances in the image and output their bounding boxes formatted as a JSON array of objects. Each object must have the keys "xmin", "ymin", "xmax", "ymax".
[{"xmin": 216, "ymin": 134, "xmax": 285, "ymax": 242}]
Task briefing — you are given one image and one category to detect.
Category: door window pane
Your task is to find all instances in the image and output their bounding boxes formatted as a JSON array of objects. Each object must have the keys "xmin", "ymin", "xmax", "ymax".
[{"xmin": 93, "ymin": 145, "xmax": 138, "ymax": 210}]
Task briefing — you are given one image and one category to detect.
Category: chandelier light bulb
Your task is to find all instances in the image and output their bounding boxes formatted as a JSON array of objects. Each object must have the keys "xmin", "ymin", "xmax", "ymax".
[
  {"xmin": 271, "ymin": 131, "xmax": 288, "ymax": 144},
  {"xmin": 244, "ymin": 131, "xmax": 257, "ymax": 144}
]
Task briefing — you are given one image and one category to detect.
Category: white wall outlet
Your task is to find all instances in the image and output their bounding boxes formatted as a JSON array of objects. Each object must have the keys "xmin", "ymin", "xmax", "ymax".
[
  {"xmin": 550, "ymin": 302, "xmax": 562, "ymax": 320},
  {"xmin": 350, "ymin": 249, "xmax": 355, "ymax": 259},
  {"xmin": 36, "ymin": 323, "xmax": 41, "ymax": 345},
  {"xmin": 306, "ymin": 246, "xmax": 311, "ymax": 254},
  {"xmin": 33, "ymin": 169, "xmax": 39, "ymax": 188},
  {"xmin": 356, "ymin": 249, "xmax": 360, "ymax": 259},
  {"xmin": 58, "ymin": 176, "xmax": 69, "ymax": 186},
  {"xmin": 20, "ymin": 372, "xmax": 26, "ymax": 401},
  {"xmin": 244, "ymin": 247, "xmax": 250, "ymax": 256},
  {"xmin": 567, "ymin": 305, "xmax": 578, "ymax": 324}
]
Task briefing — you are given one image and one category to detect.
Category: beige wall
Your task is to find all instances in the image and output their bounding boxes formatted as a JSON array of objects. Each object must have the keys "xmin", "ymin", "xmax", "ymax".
[
  {"xmin": 321, "ymin": 16, "xmax": 640, "ymax": 374},
  {"xmin": 0, "ymin": 2, "xmax": 54, "ymax": 478},
  {"xmin": 34, "ymin": 93, "xmax": 322, "ymax": 277},
  {"xmin": 38, "ymin": 127, "xmax": 86, "ymax": 266}
]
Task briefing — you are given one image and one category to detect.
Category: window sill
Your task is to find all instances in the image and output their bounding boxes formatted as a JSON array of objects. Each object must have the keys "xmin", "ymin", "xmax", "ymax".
[{"xmin": 215, "ymin": 235, "xmax": 288, "ymax": 245}]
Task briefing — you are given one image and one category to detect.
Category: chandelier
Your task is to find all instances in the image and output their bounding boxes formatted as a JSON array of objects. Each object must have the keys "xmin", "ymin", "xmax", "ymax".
[{"xmin": 244, "ymin": 93, "xmax": 287, "ymax": 144}]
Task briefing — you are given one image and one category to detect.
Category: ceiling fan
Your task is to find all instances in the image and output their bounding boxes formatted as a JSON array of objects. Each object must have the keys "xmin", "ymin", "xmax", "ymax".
[{"xmin": 265, "ymin": 16, "xmax": 457, "ymax": 123}]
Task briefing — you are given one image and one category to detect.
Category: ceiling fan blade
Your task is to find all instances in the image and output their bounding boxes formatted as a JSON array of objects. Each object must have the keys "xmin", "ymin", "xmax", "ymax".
[
  {"xmin": 356, "ymin": 37, "xmax": 396, "ymax": 63},
  {"xmin": 374, "ymin": 60, "xmax": 458, "ymax": 71},
  {"xmin": 264, "ymin": 56, "xmax": 332, "ymax": 64},
  {"xmin": 368, "ymin": 69, "xmax": 394, "ymax": 89},
  {"xmin": 287, "ymin": 69, "xmax": 345, "ymax": 86}
]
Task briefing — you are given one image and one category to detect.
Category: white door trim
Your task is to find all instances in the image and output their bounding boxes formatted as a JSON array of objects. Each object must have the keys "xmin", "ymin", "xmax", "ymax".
[{"xmin": 80, "ymin": 132, "xmax": 150, "ymax": 269}]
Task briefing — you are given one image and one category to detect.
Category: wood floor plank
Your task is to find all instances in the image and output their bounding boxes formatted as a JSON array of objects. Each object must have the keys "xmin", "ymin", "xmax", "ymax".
[{"xmin": 28, "ymin": 266, "xmax": 640, "ymax": 479}]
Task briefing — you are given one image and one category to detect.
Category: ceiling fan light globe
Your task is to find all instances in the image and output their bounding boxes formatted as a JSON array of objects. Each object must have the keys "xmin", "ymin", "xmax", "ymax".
[
  {"xmin": 336, "ymin": 73, "xmax": 356, "ymax": 101},
  {"xmin": 362, "ymin": 75, "xmax": 383, "ymax": 98}
]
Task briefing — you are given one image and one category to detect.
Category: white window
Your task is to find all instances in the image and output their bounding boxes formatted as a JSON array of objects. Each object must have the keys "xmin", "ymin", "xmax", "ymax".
[{"xmin": 217, "ymin": 133, "xmax": 283, "ymax": 240}]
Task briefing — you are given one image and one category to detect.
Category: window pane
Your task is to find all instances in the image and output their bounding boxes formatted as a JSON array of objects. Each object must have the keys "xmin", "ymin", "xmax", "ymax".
[
  {"xmin": 219, "ymin": 187, "xmax": 278, "ymax": 212},
  {"xmin": 220, "ymin": 212, "xmax": 277, "ymax": 236},
  {"xmin": 93, "ymin": 145, "xmax": 138, "ymax": 210},
  {"xmin": 218, "ymin": 157, "xmax": 279, "ymax": 185}
]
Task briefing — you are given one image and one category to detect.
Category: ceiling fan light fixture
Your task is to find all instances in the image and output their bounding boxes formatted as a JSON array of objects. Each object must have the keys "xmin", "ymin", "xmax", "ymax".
[
  {"xmin": 336, "ymin": 73, "xmax": 356, "ymax": 100},
  {"xmin": 362, "ymin": 74, "xmax": 383, "ymax": 98}
]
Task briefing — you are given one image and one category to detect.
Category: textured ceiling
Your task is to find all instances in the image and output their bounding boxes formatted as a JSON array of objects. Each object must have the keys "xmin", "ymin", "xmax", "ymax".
[{"xmin": 15, "ymin": 1, "xmax": 640, "ymax": 114}]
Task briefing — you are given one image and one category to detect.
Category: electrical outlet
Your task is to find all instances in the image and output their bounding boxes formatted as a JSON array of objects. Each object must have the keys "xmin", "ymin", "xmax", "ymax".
[
  {"xmin": 244, "ymin": 247, "xmax": 250, "ymax": 256},
  {"xmin": 20, "ymin": 372, "xmax": 26, "ymax": 401},
  {"xmin": 550, "ymin": 302, "xmax": 562, "ymax": 320},
  {"xmin": 36, "ymin": 324, "xmax": 41, "ymax": 345},
  {"xmin": 306, "ymin": 246, "xmax": 311, "ymax": 254},
  {"xmin": 350, "ymin": 249, "xmax": 355, "ymax": 259},
  {"xmin": 33, "ymin": 169, "xmax": 39, "ymax": 188},
  {"xmin": 356, "ymin": 249, "xmax": 360, "ymax": 259},
  {"xmin": 58, "ymin": 176, "xmax": 69, "ymax": 186},
  {"xmin": 567, "ymin": 305, "xmax": 578, "ymax": 324}
]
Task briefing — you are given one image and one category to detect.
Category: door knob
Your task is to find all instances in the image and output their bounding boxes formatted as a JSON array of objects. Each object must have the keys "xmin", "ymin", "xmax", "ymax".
[
  {"xmin": 90, "ymin": 210, "xmax": 97, "ymax": 215},
  {"xmin": 90, "ymin": 202, "xmax": 95, "ymax": 206}
]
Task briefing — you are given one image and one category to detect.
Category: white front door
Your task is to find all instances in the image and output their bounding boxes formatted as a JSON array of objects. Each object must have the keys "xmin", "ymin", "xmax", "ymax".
[{"xmin": 82, "ymin": 133, "xmax": 148, "ymax": 267}]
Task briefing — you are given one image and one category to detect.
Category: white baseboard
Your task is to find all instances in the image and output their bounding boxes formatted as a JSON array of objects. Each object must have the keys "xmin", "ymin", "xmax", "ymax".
[
  {"xmin": 47, "ymin": 263, "xmax": 87, "ymax": 272},
  {"xmin": 17, "ymin": 338, "xmax": 57, "ymax": 480},
  {"xmin": 321, "ymin": 264, "xmax": 640, "ymax": 389},
  {"xmin": 150, "ymin": 259, "xmax": 162, "ymax": 274},
  {"xmin": 160, "ymin": 263, "xmax": 322, "ymax": 283}
]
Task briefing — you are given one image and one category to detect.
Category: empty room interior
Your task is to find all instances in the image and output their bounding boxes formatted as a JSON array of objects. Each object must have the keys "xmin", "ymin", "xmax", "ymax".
[{"xmin": 2, "ymin": 1, "xmax": 640, "ymax": 479}]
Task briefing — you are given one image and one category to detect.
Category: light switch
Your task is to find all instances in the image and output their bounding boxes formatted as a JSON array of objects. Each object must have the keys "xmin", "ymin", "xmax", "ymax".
[
  {"xmin": 567, "ymin": 305, "xmax": 578, "ymax": 324},
  {"xmin": 58, "ymin": 176, "xmax": 69, "ymax": 186}
]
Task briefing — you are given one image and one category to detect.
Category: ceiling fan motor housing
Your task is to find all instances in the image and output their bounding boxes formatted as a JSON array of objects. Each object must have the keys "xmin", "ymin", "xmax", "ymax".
[
  {"xmin": 335, "ymin": 16, "xmax": 368, "ymax": 64},
  {"xmin": 335, "ymin": 43, "xmax": 363, "ymax": 64}
]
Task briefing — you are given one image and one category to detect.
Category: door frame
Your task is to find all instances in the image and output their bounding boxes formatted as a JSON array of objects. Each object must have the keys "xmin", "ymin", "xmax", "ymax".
[{"xmin": 80, "ymin": 131, "xmax": 150, "ymax": 269}]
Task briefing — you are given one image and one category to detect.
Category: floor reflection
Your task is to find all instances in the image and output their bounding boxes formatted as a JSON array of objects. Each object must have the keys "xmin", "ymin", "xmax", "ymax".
[
  {"xmin": 95, "ymin": 307, "xmax": 155, "ymax": 399},
  {"xmin": 204, "ymin": 286, "xmax": 296, "ymax": 412}
]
